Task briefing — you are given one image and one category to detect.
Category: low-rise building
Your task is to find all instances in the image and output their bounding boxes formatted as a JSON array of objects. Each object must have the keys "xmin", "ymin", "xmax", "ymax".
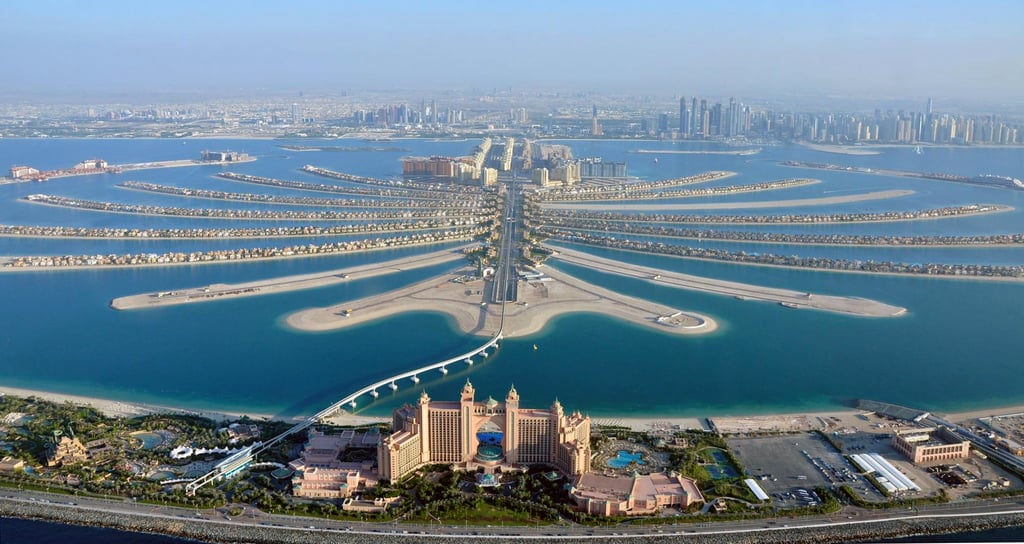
[
  {"xmin": 9, "ymin": 166, "xmax": 39, "ymax": 179},
  {"xmin": 73, "ymin": 159, "xmax": 108, "ymax": 170},
  {"xmin": 45, "ymin": 435, "xmax": 88, "ymax": 467},
  {"xmin": 892, "ymin": 427, "xmax": 971, "ymax": 464},
  {"xmin": 571, "ymin": 471, "xmax": 704, "ymax": 516},
  {"xmin": 221, "ymin": 423, "xmax": 261, "ymax": 443},
  {"xmin": 288, "ymin": 429, "xmax": 380, "ymax": 499},
  {"xmin": 0, "ymin": 456, "xmax": 25, "ymax": 472}
]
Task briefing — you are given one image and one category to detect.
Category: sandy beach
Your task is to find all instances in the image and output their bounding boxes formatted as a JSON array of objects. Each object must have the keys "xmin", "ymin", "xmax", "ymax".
[
  {"xmin": 0, "ymin": 385, "xmax": 389, "ymax": 427},
  {"xmin": 550, "ymin": 246, "xmax": 907, "ymax": 317},
  {"xmin": 110, "ymin": 245, "xmax": 472, "ymax": 310},
  {"xmin": 9, "ymin": 378, "xmax": 1024, "ymax": 437},
  {"xmin": 799, "ymin": 142, "xmax": 882, "ymax": 156},
  {"xmin": 0, "ymin": 385, "xmax": 272, "ymax": 422},
  {"xmin": 541, "ymin": 189, "xmax": 914, "ymax": 211},
  {"xmin": 285, "ymin": 262, "xmax": 718, "ymax": 337}
]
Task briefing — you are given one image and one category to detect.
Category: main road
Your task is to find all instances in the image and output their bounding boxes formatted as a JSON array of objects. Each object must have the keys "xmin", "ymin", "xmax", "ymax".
[{"xmin": 187, "ymin": 183, "xmax": 519, "ymax": 495}]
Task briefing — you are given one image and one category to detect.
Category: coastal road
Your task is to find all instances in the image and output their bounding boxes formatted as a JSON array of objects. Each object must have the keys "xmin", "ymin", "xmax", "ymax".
[{"xmin": 4, "ymin": 487, "xmax": 1024, "ymax": 541}]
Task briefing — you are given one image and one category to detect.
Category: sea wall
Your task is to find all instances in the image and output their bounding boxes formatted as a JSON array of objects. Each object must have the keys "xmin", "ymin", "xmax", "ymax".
[{"xmin": 3, "ymin": 498, "xmax": 1024, "ymax": 544}]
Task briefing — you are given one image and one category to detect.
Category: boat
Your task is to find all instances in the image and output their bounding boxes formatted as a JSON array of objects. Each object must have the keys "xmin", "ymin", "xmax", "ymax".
[
  {"xmin": 914, "ymin": 146, "xmax": 923, "ymax": 154},
  {"xmin": 533, "ymin": 344, "xmax": 538, "ymax": 351},
  {"xmin": 779, "ymin": 302, "xmax": 800, "ymax": 309}
]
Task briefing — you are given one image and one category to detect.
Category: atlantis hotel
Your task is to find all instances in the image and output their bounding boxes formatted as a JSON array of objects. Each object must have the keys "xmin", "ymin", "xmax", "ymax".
[{"xmin": 378, "ymin": 381, "xmax": 591, "ymax": 481}]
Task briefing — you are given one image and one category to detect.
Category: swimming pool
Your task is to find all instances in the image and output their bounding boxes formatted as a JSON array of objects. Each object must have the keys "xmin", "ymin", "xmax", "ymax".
[
  {"xmin": 606, "ymin": 450, "xmax": 646, "ymax": 469},
  {"xmin": 131, "ymin": 431, "xmax": 165, "ymax": 450}
]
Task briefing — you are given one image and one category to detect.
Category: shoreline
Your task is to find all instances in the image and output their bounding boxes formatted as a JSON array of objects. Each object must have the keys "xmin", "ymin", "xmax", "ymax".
[
  {"xmin": 798, "ymin": 142, "xmax": 883, "ymax": 155},
  {"xmin": 5, "ymin": 381, "xmax": 1024, "ymax": 432},
  {"xmin": 4, "ymin": 495, "xmax": 1024, "ymax": 544},
  {"xmin": 110, "ymin": 245, "xmax": 471, "ymax": 310},
  {"xmin": 549, "ymin": 245, "xmax": 907, "ymax": 317},
  {"xmin": 283, "ymin": 258, "xmax": 719, "ymax": 338},
  {"xmin": 0, "ymin": 238, "xmax": 475, "ymax": 273},
  {"xmin": 548, "ymin": 240, "xmax": 1024, "ymax": 283},
  {"xmin": 547, "ymin": 224, "xmax": 1024, "ymax": 249},
  {"xmin": 541, "ymin": 189, "xmax": 914, "ymax": 211}
]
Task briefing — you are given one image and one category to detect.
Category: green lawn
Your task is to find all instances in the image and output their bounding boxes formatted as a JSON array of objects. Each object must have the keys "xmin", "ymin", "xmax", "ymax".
[{"xmin": 405, "ymin": 501, "xmax": 549, "ymax": 526}]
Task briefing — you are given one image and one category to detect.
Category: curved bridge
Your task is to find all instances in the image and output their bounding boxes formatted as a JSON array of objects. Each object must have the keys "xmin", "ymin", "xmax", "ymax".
[{"xmin": 186, "ymin": 182, "xmax": 518, "ymax": 496}]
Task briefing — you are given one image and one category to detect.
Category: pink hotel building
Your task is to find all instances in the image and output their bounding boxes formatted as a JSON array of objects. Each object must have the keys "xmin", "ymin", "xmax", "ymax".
[{"xmin": 378, "ymin": 381, "xmax": 591, "ymax": 482}]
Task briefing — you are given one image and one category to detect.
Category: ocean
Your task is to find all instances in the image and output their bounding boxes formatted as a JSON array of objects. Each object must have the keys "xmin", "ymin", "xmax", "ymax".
[{"xmin": 1, "ymin": 138, "xmax": 1023, "ymax": 419}]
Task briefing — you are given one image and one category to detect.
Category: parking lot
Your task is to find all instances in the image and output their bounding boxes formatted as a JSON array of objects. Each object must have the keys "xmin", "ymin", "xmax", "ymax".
[{"xmin": 727, "ymin": 432, "xmax": 887, "ymax": 508}]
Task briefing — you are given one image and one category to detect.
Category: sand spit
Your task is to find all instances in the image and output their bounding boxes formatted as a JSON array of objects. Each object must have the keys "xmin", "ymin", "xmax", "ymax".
[
  {"xmin": 541, "ymin": 189, "xmax": 914, "ymax": 211},
  {"xmin": 110, "ymin": 246, "xmax": 471, "ymax": 310},
  {"xmin": 799, "ymin": 142, "xmax": 883, "ymax": 155},
  {"xmin": 550, "ymin": 246, "xmax": 907, "ymax": 317},
  {"xmin": 286, "ymin": 266, "xmax": 717, "ymax": 338}
]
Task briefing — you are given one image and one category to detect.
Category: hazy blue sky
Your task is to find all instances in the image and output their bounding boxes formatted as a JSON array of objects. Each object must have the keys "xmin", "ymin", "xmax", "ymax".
[{"xmin": 2, "ymin": 0, "xmax": 1023, "ymax": 103}]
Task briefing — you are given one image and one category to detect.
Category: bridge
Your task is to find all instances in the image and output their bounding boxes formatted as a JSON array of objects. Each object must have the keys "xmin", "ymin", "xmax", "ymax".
[{"xmin": 186, "ymin": 180, "xmax": 520, "ymax": 496}]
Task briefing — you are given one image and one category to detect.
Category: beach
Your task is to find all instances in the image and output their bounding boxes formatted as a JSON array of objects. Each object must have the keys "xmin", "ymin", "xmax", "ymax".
[
  {"xmin": 549, "ymin": 246, "xmax": 907, "ymax": 317},
  {"xmin": 111, "ymin": 245, "xmax": 472, "ymax": 310},
  {"xmin": 799, "ymin": 142, "xmax": 883, "ymax": 156},
  {"xmin": 284, "ymin": 259, "xmax": 719, "ymax": 338},
  {"xmin": 541, "ymin": 189, "xmax": 914, "ymax": 211}
]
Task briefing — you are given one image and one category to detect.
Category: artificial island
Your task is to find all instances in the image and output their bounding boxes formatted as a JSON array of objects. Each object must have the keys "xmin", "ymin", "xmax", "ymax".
[{"xmin": 3, "ymin": 136, "xmax": 1024, "ymax": 543}]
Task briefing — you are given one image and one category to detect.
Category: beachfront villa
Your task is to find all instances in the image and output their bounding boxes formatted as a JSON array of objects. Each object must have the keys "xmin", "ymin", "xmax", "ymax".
[
  {"xmin": 378, "ymin": 381, "xmax": 591, "ymax": 482},
  {"xmin": 289, "ymin": 429, "xmax": 381, "ymax": 499},
  {"xmin": 570, "ymin": 471, "xmax": 705, "ymax": 517}
]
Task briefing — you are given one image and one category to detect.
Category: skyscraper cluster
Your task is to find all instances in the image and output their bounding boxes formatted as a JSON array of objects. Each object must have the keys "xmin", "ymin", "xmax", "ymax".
[
  {"xmin": 351, "ymin": 100, "xmax": 464, "ymax": 128},
  {"xmin": 675, "ymin": 96, "xmax": 749, "ymax": 139},
  {"xmin": 758, "ymin": 99, "xmax": 1019, "ymax": 145}
]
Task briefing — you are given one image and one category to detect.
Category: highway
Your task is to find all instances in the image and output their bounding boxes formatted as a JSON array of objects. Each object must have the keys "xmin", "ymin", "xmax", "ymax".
[{"xmin": 5, "ymin": 486, "xmax": 1024, "ymax": 541}]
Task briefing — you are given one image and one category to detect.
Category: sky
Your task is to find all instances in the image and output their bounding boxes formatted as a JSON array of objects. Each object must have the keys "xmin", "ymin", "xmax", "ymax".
[{"xmin": 2, "ymin": 0, "xmax": 1023, "ymax": 105}]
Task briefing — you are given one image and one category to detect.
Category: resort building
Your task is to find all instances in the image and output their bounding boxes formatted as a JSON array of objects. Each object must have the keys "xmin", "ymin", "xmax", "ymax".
[
  {"xmin": 45, "ymin": 435, "xmax": 89, "ymax": 467},
  {"xmin": 0, "ymin": 456, "xmax": 25, "ymax": 472},
  {"xmin": 289, "ymin": 429, "xmax": 381, "ymax": 499},
  {"xmin": 891, "ymin": 427, "xmax": 971, "ymax": 464},
  {"xmin": 9, "ymin": 166, "xmax": 39, "ymax": 179},
  {"xmin": 378, "ymin": 381, "xmax": 591, "ymax": 482},
  {"xmin": 570, "ymin": 472, "xmax": 705, "ymax": 516}
]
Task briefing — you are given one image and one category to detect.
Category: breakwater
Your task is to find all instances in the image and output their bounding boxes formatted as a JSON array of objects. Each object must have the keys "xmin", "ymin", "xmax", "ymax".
[
  {"xmin": 3, "ymin": 496, "xmax": 1024, "ymax": 544},
  {"xmin": 120, "ymin": 181, "xmax": 486, "ymax": 210},
  {"xmin": 539, "ymin": 178, "xmax": 816, "ymax": 202},
  {"xmin": 540, "ymin": 220, "xmax": 1024, "ymax": 247},
  {"xmin": 279, "ymin": 145, "xmax": 410, "ymax": 152},
  {"xmin": 22, "ymin": 194, "xmax": 485, "ymax": 221},
  {"xmin": 541, "ymin": 204, "xmax": 1005, "ymax": 225},
  {"xmin": 1, "ymin": 229, "xmax": 484, "ymax": 269},
  {"xmin": 545, "ymin": 233, "xmax": 1024, "ymax": 279}
]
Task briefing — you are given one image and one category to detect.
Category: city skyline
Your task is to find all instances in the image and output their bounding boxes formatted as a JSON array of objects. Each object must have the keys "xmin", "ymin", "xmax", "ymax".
[{"xmin": 2, "ymin": 1, "xmax": 1024, "ymax": 107}]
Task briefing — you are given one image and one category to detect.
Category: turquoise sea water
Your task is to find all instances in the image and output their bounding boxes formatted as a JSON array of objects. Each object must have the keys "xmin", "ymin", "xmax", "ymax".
[{"xmin": 1, "ymin": 138, "xmax": 1023, "ymax": 419}]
